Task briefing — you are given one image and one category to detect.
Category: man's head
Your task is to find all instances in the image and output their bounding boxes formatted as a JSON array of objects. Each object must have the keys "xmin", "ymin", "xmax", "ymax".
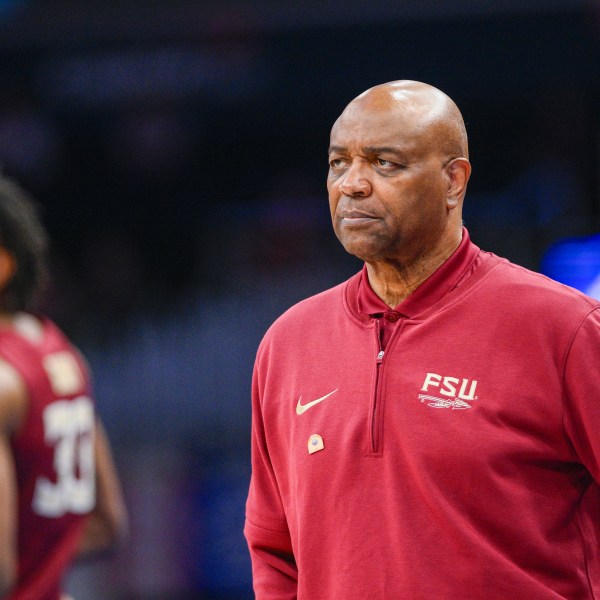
[
  {"xmin": 327, "ymin": 80, "xmax": 471, "ymax": 266},
  {"xmin": 0, "ymin": 176, "xmax": 49, "ymax": 313}
]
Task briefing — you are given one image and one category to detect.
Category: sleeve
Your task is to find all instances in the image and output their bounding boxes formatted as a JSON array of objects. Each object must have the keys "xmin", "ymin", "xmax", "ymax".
[
  {"xmin": 562, "ymin": 307, "xmax": 600, "ymax": 480},
  {"xmin": 244, "ymin": 353, "xmax": 298, "ymax": 600}
]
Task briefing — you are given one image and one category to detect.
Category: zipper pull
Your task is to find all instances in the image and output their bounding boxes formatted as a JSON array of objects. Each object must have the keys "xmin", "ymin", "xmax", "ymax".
[{"xmin": 374, "ymin": 319, "xmax": 384, "ymax": 363}]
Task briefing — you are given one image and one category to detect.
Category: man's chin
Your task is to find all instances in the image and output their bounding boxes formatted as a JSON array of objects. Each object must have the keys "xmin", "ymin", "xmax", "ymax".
[{"xmin": 340, "ymin": 240, "xmax": 382, "ymax": 262}]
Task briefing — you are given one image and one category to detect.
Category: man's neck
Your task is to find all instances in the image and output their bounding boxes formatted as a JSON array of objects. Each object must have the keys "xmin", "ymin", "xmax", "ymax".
[{"xmin": 365, "ymin": 234, "xmax": 462, "ymax": 308}]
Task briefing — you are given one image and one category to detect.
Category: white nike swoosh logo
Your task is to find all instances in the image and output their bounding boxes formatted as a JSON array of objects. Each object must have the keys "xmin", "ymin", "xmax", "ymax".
[{"xmin": 296, "ymin": 389, "xmax": 339, "ymax": 415}]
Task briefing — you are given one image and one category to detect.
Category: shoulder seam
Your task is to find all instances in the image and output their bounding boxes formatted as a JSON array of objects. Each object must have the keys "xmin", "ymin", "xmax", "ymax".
[{"xmin": 560, "ymin": 306, "xmax": 600, "ymax": 454}]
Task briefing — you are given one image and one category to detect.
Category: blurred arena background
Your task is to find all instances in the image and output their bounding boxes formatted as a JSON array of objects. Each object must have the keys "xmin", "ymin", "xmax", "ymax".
[{"xmin": 0, "ymin": 0, "xmax": 598, "ymax": 598}]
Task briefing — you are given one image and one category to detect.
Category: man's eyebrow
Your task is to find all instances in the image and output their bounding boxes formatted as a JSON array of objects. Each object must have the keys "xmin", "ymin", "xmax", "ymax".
[{"xmin": 328, "ymin": 145, "xmax": 347, "ymax": 155}]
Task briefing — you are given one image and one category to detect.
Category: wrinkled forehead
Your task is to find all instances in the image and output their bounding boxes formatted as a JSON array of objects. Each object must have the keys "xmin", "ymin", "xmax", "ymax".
[
  {"xmin": 330, "ymin": 86, "xmax": 463, "ymax": 157},
  {"xmin": 331, "ymin": 99, "xmax": 433, "ymax": 151}
]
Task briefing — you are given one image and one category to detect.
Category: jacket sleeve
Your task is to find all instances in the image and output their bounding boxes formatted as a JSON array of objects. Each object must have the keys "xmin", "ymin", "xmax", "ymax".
[
  {"xmin": 245, "ymin": 356, "xmax": 298, "ymax": 599},
  {"xmin": 562, "ymin": 307, "xmax": 600, "ymax": 480}
]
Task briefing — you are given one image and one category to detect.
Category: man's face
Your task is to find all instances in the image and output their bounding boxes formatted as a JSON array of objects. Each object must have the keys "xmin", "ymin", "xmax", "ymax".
[{"xmin": 327, "ymin": 100, "xmax": 452, "ymax": 265}]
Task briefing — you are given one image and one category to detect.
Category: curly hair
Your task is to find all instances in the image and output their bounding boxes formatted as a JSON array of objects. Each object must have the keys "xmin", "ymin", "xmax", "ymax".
[{"xmin": 0, "ymin": 176, "xmax": 49, "ymax": 313}]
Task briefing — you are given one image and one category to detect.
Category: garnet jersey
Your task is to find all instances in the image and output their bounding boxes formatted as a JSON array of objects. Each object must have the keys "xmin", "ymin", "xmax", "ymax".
[{"xmin": 0, "ymin": 318, "xmax": 95, "ymax": 600}]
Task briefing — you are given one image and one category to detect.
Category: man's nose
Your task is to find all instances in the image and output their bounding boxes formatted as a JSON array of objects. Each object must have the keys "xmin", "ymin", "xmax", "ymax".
[{"xmin": 339, "ymin": 160, "xmax": 371, "ymax": 197}]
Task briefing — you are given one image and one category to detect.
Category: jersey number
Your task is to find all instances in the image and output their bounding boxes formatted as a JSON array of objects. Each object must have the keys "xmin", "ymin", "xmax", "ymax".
[{"xmin": 32, "ymin": 396, "xmax": 96, "ymax": 518}]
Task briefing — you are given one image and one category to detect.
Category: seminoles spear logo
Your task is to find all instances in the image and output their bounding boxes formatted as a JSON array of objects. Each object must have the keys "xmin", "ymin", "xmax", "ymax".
[{"xmin": 418, "ymin": 372, "xmax": 478, "ymax": 410}]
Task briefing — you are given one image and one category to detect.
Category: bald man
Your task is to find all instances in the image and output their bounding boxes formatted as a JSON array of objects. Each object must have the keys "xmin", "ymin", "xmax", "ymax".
[{"xmin": 245, "ymin": 81, "xmax": 600, "ymax": 599}]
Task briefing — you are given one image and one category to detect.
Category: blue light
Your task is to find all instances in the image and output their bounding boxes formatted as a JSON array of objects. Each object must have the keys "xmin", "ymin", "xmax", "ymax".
[{"xmin": 541, "ymin": 234, "xmax": 600, "ymax": 300}]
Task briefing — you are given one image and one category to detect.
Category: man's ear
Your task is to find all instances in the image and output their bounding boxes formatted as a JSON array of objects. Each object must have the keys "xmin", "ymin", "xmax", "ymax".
[
  {"xmin": 0, "ymin": 249, "xmax": 16, "ymax": 291},
  {"xmin": 446, "ymin": 158, "xmax": 471, "ymax": 209}
]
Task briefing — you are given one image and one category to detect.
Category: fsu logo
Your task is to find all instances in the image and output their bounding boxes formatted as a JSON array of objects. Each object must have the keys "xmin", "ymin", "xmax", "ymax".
[{"xmin": 419, "ymin": 372, "xmax": 478, "ymax": 410}]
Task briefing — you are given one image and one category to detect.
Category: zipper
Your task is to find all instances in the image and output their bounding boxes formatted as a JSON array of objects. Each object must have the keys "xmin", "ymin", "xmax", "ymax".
[{"xmin": 369, "ymin": 320, "xmax": 385, "ymax": 455}]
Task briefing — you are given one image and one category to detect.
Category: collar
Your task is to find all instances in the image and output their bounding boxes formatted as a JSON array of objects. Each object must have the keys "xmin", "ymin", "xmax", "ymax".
[{"xmin": 356, "ymin": 228, "xmax": 480, "ymax": 318}]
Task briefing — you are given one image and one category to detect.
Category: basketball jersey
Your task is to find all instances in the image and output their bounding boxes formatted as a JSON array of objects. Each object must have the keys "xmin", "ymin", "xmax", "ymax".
[{"xmin": 0, "ymin": 317, "xmax": 96, "ymax": 600}]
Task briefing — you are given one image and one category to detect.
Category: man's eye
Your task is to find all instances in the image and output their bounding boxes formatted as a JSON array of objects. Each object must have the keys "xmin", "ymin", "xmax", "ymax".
[
  {"xmin": 374, "ymin": 158, "xmax": 395, "ymax": 168},
  {"xmin": 329, "ymin": 158, "xmax": 346, "ymax": 169}
]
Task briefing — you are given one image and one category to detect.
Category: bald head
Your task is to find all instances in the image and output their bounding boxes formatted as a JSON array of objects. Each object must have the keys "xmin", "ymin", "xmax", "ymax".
[
  {"xmin": 327, "ymin": 80, "xmax": 472, "ymax": 272},
  {"xmin": 336, "ymin": 80, "xmax": 469, "ymax": 160}
]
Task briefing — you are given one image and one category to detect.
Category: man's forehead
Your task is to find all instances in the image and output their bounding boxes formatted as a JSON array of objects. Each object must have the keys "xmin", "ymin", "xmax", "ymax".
[
  {"xmin": 330, "ymin": 84, "xmax": 459, "ymax": 155},
  {"xmin": 330, "ymin": 105, "xmax": 425, "ymax": 149}
]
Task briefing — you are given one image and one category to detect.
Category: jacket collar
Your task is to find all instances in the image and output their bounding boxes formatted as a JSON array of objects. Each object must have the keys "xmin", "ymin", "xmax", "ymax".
[{"xmin": 351, "ymin": 228, "xmax": 482, "ymax": 320}]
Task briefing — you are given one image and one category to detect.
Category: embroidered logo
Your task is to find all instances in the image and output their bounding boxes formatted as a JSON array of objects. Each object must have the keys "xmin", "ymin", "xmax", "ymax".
[
  {"xmin": 296, "ymin": 389, "xmax": 338, "ymax": 415},
  {"xmin": 307, "ymin": 434, "xmax": 324, "ymax": 454},
  {"xmin": 419, "ymin": 372, "xmax": 478, "ymax": 410}
]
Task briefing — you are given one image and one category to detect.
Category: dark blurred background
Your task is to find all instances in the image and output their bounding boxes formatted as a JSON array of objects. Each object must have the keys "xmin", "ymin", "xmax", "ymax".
[{"xmin": 0, "ymin": 1, "xmax": 599, "ymax": 598}]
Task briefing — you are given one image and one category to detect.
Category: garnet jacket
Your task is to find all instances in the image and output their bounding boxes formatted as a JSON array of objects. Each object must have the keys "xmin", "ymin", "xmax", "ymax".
[{"xmin": 245, "ymin": 237, "xmax": 600, "ymax": 599}]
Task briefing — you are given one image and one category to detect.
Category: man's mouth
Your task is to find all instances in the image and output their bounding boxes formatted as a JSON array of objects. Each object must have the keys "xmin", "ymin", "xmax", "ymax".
[{"xmin": 339, "ymin": 210, "xmax": 379, "ymax": 225}]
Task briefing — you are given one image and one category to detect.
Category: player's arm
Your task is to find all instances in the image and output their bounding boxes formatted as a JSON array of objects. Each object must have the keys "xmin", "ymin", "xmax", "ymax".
[
  {"xmin": 76, "ymin": 419, "xmax": 128, "ymax": 558},
  {"xmin": 244, "ymin": 516, "xmax": 298, "ymax": 599},
  {"xmin": 0, "ymin": 435, "xmax": 18, "ymax": 596},
  {"xmin": 245, "ymin": 426, "xmax": 298, "ymax": 599},
  {"xmin": 244, "ymin": 363, "xmax": 298, "ymax": 599},
  {"xmin": 0, "ymin": 360, "xmax": 27, "ymax": 596}
]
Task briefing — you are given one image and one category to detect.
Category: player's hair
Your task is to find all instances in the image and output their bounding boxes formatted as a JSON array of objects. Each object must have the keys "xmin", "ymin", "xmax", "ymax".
[{"xmin": 0, "ymin": 175, "xmax": 49, "ymax": 312}]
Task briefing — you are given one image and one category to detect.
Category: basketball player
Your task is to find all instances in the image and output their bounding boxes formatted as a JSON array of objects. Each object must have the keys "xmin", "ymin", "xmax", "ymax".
[{"xmin": 0, "ymin": 176, "xmax": 128, "ymax": 600}]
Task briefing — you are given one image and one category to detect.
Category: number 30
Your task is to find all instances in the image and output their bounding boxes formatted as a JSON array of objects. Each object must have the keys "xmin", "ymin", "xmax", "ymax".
[{"xmin": 32, "ymin": 396, "xmax": 96, "ymax": 518}]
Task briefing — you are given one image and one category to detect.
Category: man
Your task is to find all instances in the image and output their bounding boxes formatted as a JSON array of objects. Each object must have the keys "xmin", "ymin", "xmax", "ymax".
[
  {"xmin": 0, "ymin": 176, "xmax": 128, "ymax": 600},
  {"xmin": 244, "ymin": 81, "xmax": 600, "ymax": 599}
]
